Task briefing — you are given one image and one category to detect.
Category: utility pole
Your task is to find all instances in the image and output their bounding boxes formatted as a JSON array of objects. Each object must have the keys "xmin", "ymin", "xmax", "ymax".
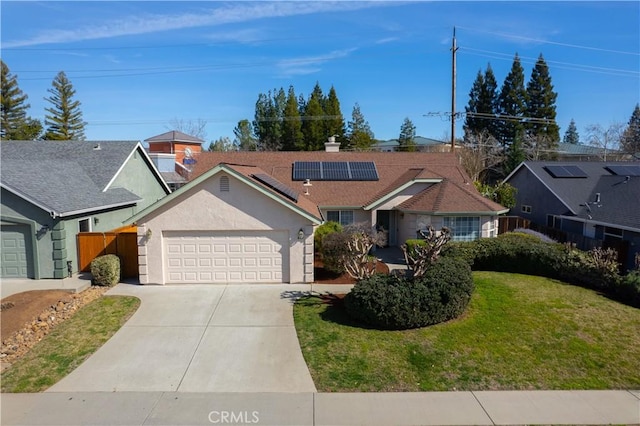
[{"xmin": 451, "ymin": 27, "xmax": 459, "ymax": 151}]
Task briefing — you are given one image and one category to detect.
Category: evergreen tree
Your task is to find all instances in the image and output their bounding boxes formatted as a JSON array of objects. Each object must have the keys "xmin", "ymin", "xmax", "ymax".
[
  {"xmin": 208, "ymin": 136, "xmax": 234, "ymax": 151},
  {"xmin": 398, "ymin": 117, "xmax": 417, "ymax": 152},
  {"xmin": 323, "ymin": 85, "xmax": 345, "ymax": 142},
  {"xmin": 301, "ymin": 88, "xmax": 325, "ymax": 150},
  {"xmin": 464, "ymin": 64, "xmax": 499, "ymax": 140},
  {"xmin": 525, "ymin": 54, "xmax": 559, "ymax": 156},
  {"xmin": 44, "ymin": 71, "xmax": 86, "ymax": 140},
  {"xmin": 621, "ymin": 104, "xmax": 640, "ymax": 156},
  {"xmin": 497, "ymin": 54, "xmax": 528, "ymax": 175},
  {"xmin": 253, "ymin": 90, "xmax": 282, "ymax": 151},
  {"xmin": 563, "ymin": 119, "xmax": 580, "ymax": 145},
  {"xmin": 1, "ymin": 60, "xmax": 41, "ymax": 140},
  {"xmin": 281, "ymin": 86, "xmax": 304, "ymax": 150},
  {"xmin": 233, "ymin": 119, "xmax": 257, "ymax": 151},
  {"xmin": 347, "ymin": 103, "xmax": 375, "ymax": 150}
]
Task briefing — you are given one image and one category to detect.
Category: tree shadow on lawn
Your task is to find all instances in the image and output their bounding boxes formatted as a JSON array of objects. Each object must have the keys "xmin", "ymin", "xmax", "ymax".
[{"xmin": 296, "ymin": 293, "xmax": 381, "ymax": 330}]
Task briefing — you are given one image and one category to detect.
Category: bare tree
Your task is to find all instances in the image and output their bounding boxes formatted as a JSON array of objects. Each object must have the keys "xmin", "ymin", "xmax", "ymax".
[
  {"xmin": 401, "ymin": 226, "xmax": 451, "ymax": 278},
  {"xmin": 458, "ymin": 130, "xmax": 503, "ymax": 181},
  {"xmin": 167, "ymin": 118, "xmax": 207, "ymax": 140},
  {"xmin": 585, "ymin": 123, "xmax": 624, "ymax": 161}
]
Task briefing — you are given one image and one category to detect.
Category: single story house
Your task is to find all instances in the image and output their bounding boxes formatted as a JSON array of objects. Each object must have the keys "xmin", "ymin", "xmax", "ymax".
[
  {"xmin": 1, "ymin": 141, "xmax": 170, "ymax": 279},
  {"xmin": 127, "ymin": 139, "xmax": 507, "ymax": 285},
  {"xmin": 504, "ymin": 161, "xmax": 640, "ymax": 271}
]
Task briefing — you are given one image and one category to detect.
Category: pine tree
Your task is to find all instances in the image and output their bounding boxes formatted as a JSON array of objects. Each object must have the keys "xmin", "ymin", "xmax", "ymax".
[
  {"xmin": 621, "ymin": 104, "xmax": 640, "ymax": 156},
  {"xmin": 233, "ymin": 119, "xmax": 257, "ymax": 151},
  {"xmin": 464, "ymin": 64, "xmax": 499, "ymax": 140},
  {"xmin": 398, "ymin": 117, "xmax": 417, "ymax": 152},
  {"xmin": 281, "ymin": 86, "xmax": 304, "ymax": 151},
  {"xmin": 301, "ymin": 88, "xmax": 325, "ymax": 150},
  {"xmin": 525, "ymin": 54, "xmax": 559, "ymax": 157},
  {"xmin": 563, "ymin": 119, "xmax": 580, "ymax": 145},
  {"xmin": 253, "ymin": 90, "xmax": 283, "ymax": 151},
  {"xmin": 44, "ymin": 71, "xmax": 86, "ymax": 140},
  {"xmin": 497, "ymin": 54, "xmax": 528, "ymax": 175},
  {"xmin": 347, "ymin": 103, "xmax": 375, "ymax": 150},
  {"xmin": 323, "ymin": 86, "xmax": 345, "ymax": 142},
  {"xmin": 1, "ymin": 60, "xmax": 41, "ymax": 140}
]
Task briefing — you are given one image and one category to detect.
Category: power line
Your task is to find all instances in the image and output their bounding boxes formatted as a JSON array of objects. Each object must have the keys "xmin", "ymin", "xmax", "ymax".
[{"xmin": 456, "ymin": 26, "xmax": 640, "ymax": 56}]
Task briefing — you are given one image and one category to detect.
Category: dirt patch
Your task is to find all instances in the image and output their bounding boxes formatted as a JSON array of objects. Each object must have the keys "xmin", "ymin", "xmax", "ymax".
[
  {"xmin": 1, "ymin": 287, "xmax": 108, "ymax": 366},
  {"xmin": 314, "ymin": 256, "xmax": 389, "ymax": 284}
]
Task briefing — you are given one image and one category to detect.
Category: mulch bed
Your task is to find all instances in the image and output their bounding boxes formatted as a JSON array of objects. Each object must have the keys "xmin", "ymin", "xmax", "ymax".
[{"xmin": 314, "ymin": 256, "xmax": 390, "ymax": 284}]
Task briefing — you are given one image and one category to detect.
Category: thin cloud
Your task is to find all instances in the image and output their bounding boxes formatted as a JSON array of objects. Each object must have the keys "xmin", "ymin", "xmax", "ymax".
[
  {"xmin": 3, "ymin": 2, "xmax": 394, "ymax": 48},
  {"xmin": 376, "ymin": 37, "xmax": 399, "ymax": 45},
  {"xmin": 205, "ymin": 28, "xmax": 267, "ymax": 45},
  {"xmin": 277, "ymin": 48, "xmax": 357, "ymax": 76}
]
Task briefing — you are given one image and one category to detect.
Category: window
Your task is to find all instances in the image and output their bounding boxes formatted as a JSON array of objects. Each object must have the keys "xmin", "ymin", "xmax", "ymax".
[
  {"xmin": 327, "ymin": 210, "xmax": 354, "ymax": 226},
  {"xmin": 443, "ymin": 217, "xmax": 480, "ymax": 242},
  {"xmin": 521, "ymin": 205, "xmax": 532, "ymax": 214},
  {"xmin": 78, "ymin": 218, "xmax": 91, "ymax": 232}
]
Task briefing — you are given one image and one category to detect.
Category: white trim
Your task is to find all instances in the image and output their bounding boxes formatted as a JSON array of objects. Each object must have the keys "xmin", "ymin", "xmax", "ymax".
[
  {"xmin": 1, "ymin": 183, "xmax": 60, "ymax": 218},
  {"xmin": 78, "ymin": 216, "xmax": 92, "ymax": 232},
  {"xmin": 364, "ymin": 178, "xmax": 442, "ymax": 211},
  {"xmin": 103, "ymin": 142, "xmax": 171, "ymax": 194}
]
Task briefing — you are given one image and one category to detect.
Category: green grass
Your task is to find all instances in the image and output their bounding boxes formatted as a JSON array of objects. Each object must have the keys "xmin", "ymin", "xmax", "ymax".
[
  {"xmin": 294, "ymin": 272, "xmax": 640, "ymax": 392},
  {"xmin": 1, "ymin": 295, "xmax": 140, "ymax": 393}
]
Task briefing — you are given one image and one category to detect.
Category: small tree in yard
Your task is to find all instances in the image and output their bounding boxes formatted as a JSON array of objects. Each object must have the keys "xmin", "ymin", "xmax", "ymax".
[
  {"xmin": 401, "ymin": 226, "xmax": 451, "ymax": 277},
  {"xmin": 322, "ymin": 222, "xmax": 385, "ymax": 280}
]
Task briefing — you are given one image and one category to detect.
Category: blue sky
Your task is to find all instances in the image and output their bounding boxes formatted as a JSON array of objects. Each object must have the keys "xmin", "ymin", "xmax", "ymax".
[{"xmin": 2, "ymin": 1, "xmax": 639, "ymax": 145}]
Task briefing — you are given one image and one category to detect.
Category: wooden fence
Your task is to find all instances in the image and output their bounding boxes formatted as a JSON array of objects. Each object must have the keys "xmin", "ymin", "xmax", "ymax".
[{"xmin": 77, "ymin": 226, "xmax": 138, "ymax": 278}]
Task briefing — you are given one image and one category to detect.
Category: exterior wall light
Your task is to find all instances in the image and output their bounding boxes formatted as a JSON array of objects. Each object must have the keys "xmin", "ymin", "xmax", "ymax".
[
  {"xmin": 298, "ymin": 228, "xmax": 305, "ymax": 240},
  {"xmin": 145, "ymin": 229, "xmax": 153, "ymax": 239}
]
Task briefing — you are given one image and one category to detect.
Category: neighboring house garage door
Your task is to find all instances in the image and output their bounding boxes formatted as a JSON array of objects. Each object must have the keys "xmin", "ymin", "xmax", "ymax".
[
  {"xmin": 163, "ymin": 231, "xmax": 288, "ymax": 283},
  {"xmin": 1, "ymin": 224, "xmax": 34, "ymax": 278}
]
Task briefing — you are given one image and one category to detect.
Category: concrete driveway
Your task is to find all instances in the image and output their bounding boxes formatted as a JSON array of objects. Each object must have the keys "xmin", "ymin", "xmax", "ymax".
[{"xmin": 47, "ymin": 283, "xmax": 317, "ymax": 393}]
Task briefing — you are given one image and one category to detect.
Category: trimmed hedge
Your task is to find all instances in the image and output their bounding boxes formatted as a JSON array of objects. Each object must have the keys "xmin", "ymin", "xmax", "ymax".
[
  {"xmin": 90, "ymin": 254, "xmax": 120, "ymax": 287},
  {"xmin": 314, "ymin": 221, "xmax": 342, "ymax": 254},
  {"xmin": 344, "ymin": 256, "xmax": 474, "ymax": 330},
  {"xmin": 449, "ymin": 232, "xmax": 639, "ymax": 308}
]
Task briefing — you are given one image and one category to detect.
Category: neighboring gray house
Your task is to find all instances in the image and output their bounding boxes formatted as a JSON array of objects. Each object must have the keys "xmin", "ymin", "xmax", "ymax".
[
  {"xmin": 555, "ymin": 142, "xmax": 630, "ymax": 161},
  {"xmin": 372, "ymin": 136, "xmax": 450, "ymax": 152},
  {"xmin": 1, "ymin": 141, "xmax": 170, "ymax": 279},
  {"xmin": 504, "ymin": 161, "xmax": 640, "ymax": 271}
]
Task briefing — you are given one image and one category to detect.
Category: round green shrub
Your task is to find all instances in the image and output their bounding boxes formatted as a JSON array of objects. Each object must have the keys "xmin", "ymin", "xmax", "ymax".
[
  {"xmin": 344, "ymin": 256, "xmax": 474, "ymax": 330},
  {"xmin": 90, "ymin": 254, "xmax": 121, "ymax": 286},
  {"xmin": 314, "ymin": 221, "xmax": 343, "ymax": 254}
]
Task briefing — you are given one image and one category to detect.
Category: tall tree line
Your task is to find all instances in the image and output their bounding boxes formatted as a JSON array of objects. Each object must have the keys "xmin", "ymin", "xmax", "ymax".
[
  {"xmin": 463, "ymin": 54, "xmax": 559, "ymax": 177},
  {"xmin": 250, "ymin": 82, "xmax": 375, "ymax": 151},
  {"xmin": 1, "ymin": 60, "xmax": 86, "ymax": 141}
]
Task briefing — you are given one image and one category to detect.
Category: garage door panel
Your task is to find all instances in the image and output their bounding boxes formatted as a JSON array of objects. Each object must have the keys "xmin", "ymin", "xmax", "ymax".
[
  {"xmin": 1, "ymin": 225, "xmax": 34, "ymax": 278},
  {"xmin": 163, "ymin": 231, "xmax": 287, "ymax": 283}
]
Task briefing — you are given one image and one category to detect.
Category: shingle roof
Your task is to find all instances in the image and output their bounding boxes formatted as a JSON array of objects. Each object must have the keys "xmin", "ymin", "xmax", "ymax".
[
  {"xmin": 510, "ymin": 161, "xmax": 640, "ymax": 217},
  {"xmin": 191, "ymin": 151, "xmax": 506, "ymax": 214},
  {"xmin": 1, "ymin": 141, "xmax": 144, "ymax": 216},
  {"xmin": 144, "ymin": 130, "xmax": 204, "ymax": 144},
  {"xmin": 576, "ymin": 175, "xmax": 640, "ymax": 229},
  {"xmin": 398, "ymin": 179, "xmax": 507, "ymax": 214}
]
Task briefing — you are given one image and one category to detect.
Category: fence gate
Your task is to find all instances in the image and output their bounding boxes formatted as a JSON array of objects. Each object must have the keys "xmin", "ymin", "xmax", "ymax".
[{"xmin": 77, "ymin": 227, "xmax": 138, "ymax": 278}]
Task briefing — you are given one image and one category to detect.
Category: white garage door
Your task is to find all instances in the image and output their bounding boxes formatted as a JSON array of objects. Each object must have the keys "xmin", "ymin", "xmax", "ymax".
[{"xmin": 163, "ymin": 231, "xmax": 288, "ymax": 283}]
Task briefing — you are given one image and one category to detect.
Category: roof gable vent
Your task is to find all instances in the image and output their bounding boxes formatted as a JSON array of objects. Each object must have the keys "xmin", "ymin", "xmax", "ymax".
[{"xmin": 220, "ymin": 175, "xmax": 230, "ymax": 192}]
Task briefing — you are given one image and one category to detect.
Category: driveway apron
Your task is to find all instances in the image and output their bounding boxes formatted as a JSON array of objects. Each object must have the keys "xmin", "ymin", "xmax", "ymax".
[{"xmin": 46, "ymin": 283, "xmax": 317, "ymax": 393}]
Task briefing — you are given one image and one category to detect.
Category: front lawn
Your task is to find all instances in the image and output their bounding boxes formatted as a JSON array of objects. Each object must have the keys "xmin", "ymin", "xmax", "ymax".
[
  {"xmin": 294, "ymin": 272, "xmax": 640, "ymax": 392},
  {"xmin": 1, "ymin": 295, "xmax": 140, "ymax": 393}
]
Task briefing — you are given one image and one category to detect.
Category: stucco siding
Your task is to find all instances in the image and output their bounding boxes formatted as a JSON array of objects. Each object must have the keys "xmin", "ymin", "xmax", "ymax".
[{"xmin": 137, "ymin": 173, "xmax": 314, "ymax": 284}]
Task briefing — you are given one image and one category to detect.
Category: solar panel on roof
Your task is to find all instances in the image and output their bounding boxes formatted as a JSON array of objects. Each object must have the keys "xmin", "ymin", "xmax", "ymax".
[
  {"xmin": 544, "ymin": 165, "xmax": 587, "ymax": 178},
  {"xmin": 605, "ymin": 165, "xmax": 640, "ymax": 177},
  {"xmin": 349, "ymin": 161, "xmax": 379, "ymax": 180},
  {"xmin": 252, "ymin": 173, "xmax": 298, "ymax": 202},
  {"xmin": 292, "ymin": 161, "xmax": 379, "ymax": 181}
]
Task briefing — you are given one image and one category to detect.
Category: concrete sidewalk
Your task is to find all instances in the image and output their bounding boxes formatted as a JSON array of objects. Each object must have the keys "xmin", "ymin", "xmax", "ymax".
[
  {"xmin": 2, "ymin": 390, "xmax": 639, "ymax": 425},
  {"xmin": 1, "ymin": 274, "xmax": 92, "ymax": 299}
]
